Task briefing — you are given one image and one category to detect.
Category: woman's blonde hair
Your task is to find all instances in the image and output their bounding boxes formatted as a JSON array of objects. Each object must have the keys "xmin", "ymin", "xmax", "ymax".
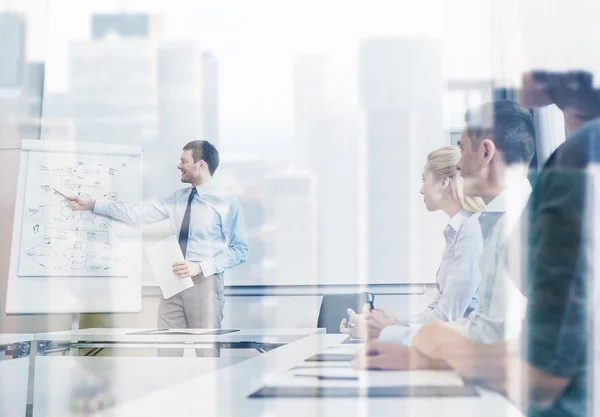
[{"xmin": 425, "ymin": 146, "xmax": 486, "ymax": 213}]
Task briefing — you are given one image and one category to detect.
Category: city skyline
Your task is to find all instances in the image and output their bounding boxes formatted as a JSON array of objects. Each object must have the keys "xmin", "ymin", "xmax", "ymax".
[
  {"xmin": 4, "ymin": 1, "xmax": 597, "ymax": 287},
  {"xmin": 5, "ymin": 0, "xmax": 498, "ymax": 133}
]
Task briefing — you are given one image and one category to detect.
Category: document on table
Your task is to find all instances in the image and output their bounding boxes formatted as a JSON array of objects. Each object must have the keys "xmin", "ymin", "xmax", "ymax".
[
  {"xmin": 324, "ymin": 344, "xmax": 364, "ymax": 355},
  {"xmin": 252, "ymin": 369, "xmax": 478, "ymax": 398},
  {"xmin": 267, "ymin": 369, "xmax": 466, "ymax": 388},
  {"xmin": 249, "ymin": 385, "xmax": 479, "ymax": 398},
  {"xmin": 145, "ymin": 235, "xmax": 194, "ymax": 299}
]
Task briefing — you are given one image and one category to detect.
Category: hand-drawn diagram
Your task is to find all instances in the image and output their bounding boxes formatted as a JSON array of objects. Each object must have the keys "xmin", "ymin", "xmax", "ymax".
[{"xmin": 18, "ymin": 152, "xmax": 133, "ymax": 277}]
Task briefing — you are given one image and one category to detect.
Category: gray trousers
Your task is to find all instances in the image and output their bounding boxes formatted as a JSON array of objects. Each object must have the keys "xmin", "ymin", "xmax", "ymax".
[{"xmin": 157, "ymin": 273, "xmax": 224, "ymax": 357}]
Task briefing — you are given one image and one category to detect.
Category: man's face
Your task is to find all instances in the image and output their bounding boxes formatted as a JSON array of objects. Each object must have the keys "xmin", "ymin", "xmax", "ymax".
[
  {"xmin": 177, "ymin": 150, "xmax": 201, "ymax": 184},
  {"xmin": 457, "ymin": 126, "xmax": 487, "ymax": 196}
]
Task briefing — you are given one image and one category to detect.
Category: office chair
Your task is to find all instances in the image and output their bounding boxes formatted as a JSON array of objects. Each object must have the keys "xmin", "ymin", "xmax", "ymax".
[{"xmin": 316, "ymin": 292, "xmax": 374, "ymax": 334}]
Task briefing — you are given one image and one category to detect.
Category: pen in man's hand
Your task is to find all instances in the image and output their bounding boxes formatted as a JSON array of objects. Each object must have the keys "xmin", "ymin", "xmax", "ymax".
[{"xmin": 53, "ymin": 188, "xmax": 68, "ymax": 200}]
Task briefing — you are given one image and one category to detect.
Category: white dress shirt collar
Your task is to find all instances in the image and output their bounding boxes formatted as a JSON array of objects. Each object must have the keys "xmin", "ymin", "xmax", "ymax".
[
  {"xmin": 193, "ymin": 179, "xmax": 216, "ymax": 196},
  {"xmin": 483, "ymin": 178, "xmax": 532, "ymax": 215},
  {"xmin": 482, "ymin": 177, "xmax": 532, "ymax": 243},
  {"xmin": 447, "ymin": 209, "xmax": 471, "ymax": 233}
]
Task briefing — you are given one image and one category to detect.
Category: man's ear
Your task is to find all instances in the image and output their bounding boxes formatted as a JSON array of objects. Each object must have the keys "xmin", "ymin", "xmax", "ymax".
[{"xmin": 480, "ymin": 138, "xmax": 496, "ymax": 164}]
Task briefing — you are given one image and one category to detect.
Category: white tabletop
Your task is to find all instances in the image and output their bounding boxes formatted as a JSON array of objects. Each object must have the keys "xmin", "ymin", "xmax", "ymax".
[
  {"xmin": 35, "ymin": 328, "xmax": 324, "ymax": 344},
  {"xmin": 0, "ymin": 333, "xmax": 35, "ymax": 346},
  {"xmin": 33, "ymin": 356, "xmax": 243, "ymax": 417},
  {"xmin": 0, "ymin": 337, "xmax": 32, "ymax": 417},
  {"xmin": 33, "ymin": 327, "xmax": 326, "ymax": 342},
  {"xmin": 100, "ymin": 334, "xmax": 524, "ymax": 417}
]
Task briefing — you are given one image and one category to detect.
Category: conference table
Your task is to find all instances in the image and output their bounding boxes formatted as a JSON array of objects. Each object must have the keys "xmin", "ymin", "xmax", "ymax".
[
  {"xmin": 0, "ymin": 330, "xmax": 526, "ymax": 416},
  {"xmin": 96, "ymin": 334, "xmax": 525, "ymax": 417},
  {"xmin": 32, "ymin": 355, "xmax": 244, "ymax": 417},
  {"xmin": 0, "ymin": 334, "xmax": 34, "ymax": 417},
  {"xmin": 35, "ymin": 328, "xmax": 325, "ymax": 356}
]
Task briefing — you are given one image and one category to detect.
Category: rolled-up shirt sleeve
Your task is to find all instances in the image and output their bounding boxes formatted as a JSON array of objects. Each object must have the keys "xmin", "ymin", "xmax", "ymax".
[{"xmin": 199, "ymin": 197, "xmax": 249, "ymax": 276}]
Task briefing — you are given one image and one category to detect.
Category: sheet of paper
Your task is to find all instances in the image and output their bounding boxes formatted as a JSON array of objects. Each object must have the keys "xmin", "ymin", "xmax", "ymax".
[
  {"xmin": 289, "ymin": 363, "xmax": 353, "ymax": 371},
  {"xmin": 324, "ymin": 344, "xmax": 364, "ymax": 355},
  {"xmin": 145, "ymin": 235, "xmax": 194, "ymax": 299},
  {"xmin": 249, "ymin": 384, "xmax": 479, "ymax": 398},
  {"xmin": 265, "ymin": 369, "xmax": 465, "ymax": 388},
  {"xmin": 150, "ymin": 329, "xmax": 239, "ymax": 336},
  {"xmin": 305, "ymin": 354, "xmax": 354, "ymax": 362}
]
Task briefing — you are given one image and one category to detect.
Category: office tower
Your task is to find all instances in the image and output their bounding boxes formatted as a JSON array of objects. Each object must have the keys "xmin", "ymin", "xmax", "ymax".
[
  {"xmin": 293, "ymin": 55, "xmax": 362, "ymax": 284},
  {"xmin": 310, "ymin": 107, "xmax": 367, "ymax": 285},
  {"xmin": 68, "ymin": 38, "xmax": 158, "ymax": 145},
  {"xmin": 359, "ymin": 37, "xmax": 445, "ymax": 284},
  {"xmin": 266, "ymin": 173, "xmax": 317, "ymax": 285},
  {"xmin": 20, "ymin": 62, "xmax": 45, "ymax": 118},
  {"xmin": 18, "ymin": 62, "xmax": 45, "ymax": 139},
  {"xmin": 293, "ymin": 54, "xmax": 352, "ymax": 167},
  {"xmin": 22, "ymin": 62, "xmax": 44, "ymax": 98},
  {"xmin": 152, "ymin": 42, "xmax": 204, "ymax": 197},
  {"xmin": 157, "ymin": 42, "xmax": 203, "ymax": 139},
  {"xmin": 201, "ymin": 52, "xmax": 219, "ymax": 147},
  {"xmin": 91, "ymin": 13, "xmax": 152, "ymax": 39},
  {"xmin": 11, "ymin": 63, "xmax": 71, "ymax": 141},
  {"xmin": 0, "ymin": 11, "xmax": 26, "ymax": 89}
]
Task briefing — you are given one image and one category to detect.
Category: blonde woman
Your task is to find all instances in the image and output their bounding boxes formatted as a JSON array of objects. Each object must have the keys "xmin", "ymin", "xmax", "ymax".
[{"xmin": 340, "ymin": 146, "xmax": 485, "ymax": 345}]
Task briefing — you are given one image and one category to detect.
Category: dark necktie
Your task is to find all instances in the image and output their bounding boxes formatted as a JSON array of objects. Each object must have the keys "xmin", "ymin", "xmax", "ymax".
[
  {"xmin": 478, "ymin": 212, "xmax": 504, "ymax": 241},
  {"xmin": 178, "ymin": 187, "xmax": 197, "ymax": 258}
]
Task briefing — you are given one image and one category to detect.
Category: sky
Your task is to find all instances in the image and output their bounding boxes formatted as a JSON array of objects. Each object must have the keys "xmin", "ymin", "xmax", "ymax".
[
  {"xmin": 3, "ymin": 0, "xmax": 495, "ymax": 124},
  {"xmin": 3, "ymin": 0, "xmax": 600, "ymax": 135}
]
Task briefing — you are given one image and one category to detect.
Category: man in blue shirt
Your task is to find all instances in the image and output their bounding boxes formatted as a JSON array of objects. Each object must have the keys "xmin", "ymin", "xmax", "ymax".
[{"xmin": 68, "ymin": 140, "xmax": 249, "ymax": 356}]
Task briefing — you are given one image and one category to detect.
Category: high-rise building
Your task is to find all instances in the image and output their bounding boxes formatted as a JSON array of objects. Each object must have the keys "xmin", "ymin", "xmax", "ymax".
[
  {"xmin": 91, "ymin": 13, "xmax": 153, "ymax": 39},
  {"xmin": 68, "ymin": 38, "xmax": 158, "ymax": 146},
  {"xmin": 18, "ymin": 62, "xmax": 45, "ymax": 139},
  {"xmin": 266, "ymin": 173, "xmax": 317, "ymax": 285},
  {"xmin": 310, "ymin": 107, "xmax": 367, "ymax": 285},
  {"xmin": 359, "ymin": 37, "xmax": 446, "ymax": 284},
  {"xmin": 152, "ymin": 42, "xmax": 204, "ymax": 197},
  {"xmin": 12, "ymin": 62, "xmax": 72, "ymax": 141},
  {"xmin": 20, "ymin": 62, "xmax": 44, "ymax": 114},
  {"xmin": 157, "ymin": 42, "xmax": 203, "ymax": 139},
  {"xmin": 293, "ymin": 55, "xmax": 362, "ymax": 284},
  {"xmin": 201, "ymin": 52, "xmax": 219, "ymax": 147},
  {"xmin": 0, "ymin": 11, "xmax": 26, "ymax": 89},
  {"xmin": 293, "ymin": 54, "xmax": 352, "ymax": 167},
  {"xmin": 157, "ymin": 48, "xmax": 219, "ymax": 148}
]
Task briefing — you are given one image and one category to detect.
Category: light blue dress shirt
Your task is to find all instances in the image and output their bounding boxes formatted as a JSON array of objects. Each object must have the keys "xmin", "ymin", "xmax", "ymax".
[
  {"xmin": 379, "ymin": 209, "xmax": 483, "ymax": 345},
  {"xmin": 449, "ymin": 178, "xmax": 531, "ymax": 343},
  {"xmin": 93, "ymin": 180, "xmax": 249, "ymax": 277}
]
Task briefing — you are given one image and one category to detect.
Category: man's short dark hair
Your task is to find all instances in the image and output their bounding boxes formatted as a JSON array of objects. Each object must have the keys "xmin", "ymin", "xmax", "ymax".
[
  {"xmin": 182, "ymin": 140, "xmax": 219, "ymax": 175},
  {"xmin": 465, "ymin": 100, "xmax": 536, "ymax": 165}
]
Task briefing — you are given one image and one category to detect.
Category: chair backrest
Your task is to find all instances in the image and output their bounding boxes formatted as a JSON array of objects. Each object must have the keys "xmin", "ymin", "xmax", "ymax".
[{"xmin": 316, "ymin": 293, "xmax": 373, "ymax": 334}]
